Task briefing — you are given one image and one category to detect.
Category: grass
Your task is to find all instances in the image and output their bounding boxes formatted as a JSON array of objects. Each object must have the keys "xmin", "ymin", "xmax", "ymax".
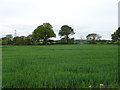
[{"xmin": 2, "ymin": 44, "xmax": 118, "ymax": 88}]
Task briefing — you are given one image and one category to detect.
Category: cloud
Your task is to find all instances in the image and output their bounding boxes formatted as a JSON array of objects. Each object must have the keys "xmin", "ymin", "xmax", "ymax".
[
  {"xmin": 0, "ymin": 0, "xmax": 119, "ymax": 40},
  {"xmin": 4, "ymin": 24, "xmax": 35, "ymax": 31},
  {"xmin": 1, "ymin": 24, "xmax": 36, "ymax": 37}
]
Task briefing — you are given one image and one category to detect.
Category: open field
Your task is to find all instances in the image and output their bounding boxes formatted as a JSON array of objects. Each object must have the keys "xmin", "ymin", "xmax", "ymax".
[{"xmin": 2, "ymin": 45, "xmax": 118, "ymax": 88}]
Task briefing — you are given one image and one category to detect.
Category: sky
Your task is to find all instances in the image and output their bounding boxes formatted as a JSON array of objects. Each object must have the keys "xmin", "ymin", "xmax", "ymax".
[{"xmin": 0, "ymin": 0, "xmax": 119, "ymax": 40}]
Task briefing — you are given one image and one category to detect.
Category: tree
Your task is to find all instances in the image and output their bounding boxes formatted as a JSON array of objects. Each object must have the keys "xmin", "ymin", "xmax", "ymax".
[
  {"xmin": 111, "ymin": 27, "xmax": 120, "ymax": 42},
  {"xmin": 68, "ymin": 38, "xmax": 75, "ymax": 44},
  {"xmin": 25, "ymin": 34, "xmax": 33, "ymax": 45},
  {"xmin": 13, "ymin": 36, "xmax": 26, "ymax": 45},
  {"xmin": 59, "ymin": 25, "xmax": 75, "ymax": 43},
  {"xmin": 13, "ymin": 36, "xmax": 19, "ymax": 45},
  {"xmin": 6, "ymin": 34, "xmax": 13, "ymax": 44},
  {"xmin": 2, "ymin": 34, "xmax": 13, "ymax": 45},
  {"xmin": 1, "ymin": 37, "xmax": 8, "ymax": 45},
  {"xmin": 86, "ymin": 33, "xmax": 102, "ymax": 44},
  {"xmin": 32, "ymin": 23, "xmax": 56, "ymax": 45},
  {"xmin": 0, "ymin": 38, "xmax": 1, "ymax": 45},
  {"xmin": 6, "ymin": 34, "xmax": 13, "ymax": 40}
]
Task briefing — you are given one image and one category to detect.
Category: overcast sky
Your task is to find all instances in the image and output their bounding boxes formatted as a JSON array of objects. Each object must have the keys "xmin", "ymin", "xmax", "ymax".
[{"xmin": 0, "ymin": 0, "xmax": 119, "ymax": 40}]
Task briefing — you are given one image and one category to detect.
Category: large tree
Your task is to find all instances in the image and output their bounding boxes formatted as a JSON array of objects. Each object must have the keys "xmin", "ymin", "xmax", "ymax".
[
  {"xmin": 59, "ymin": 25, "xmax": 75, "ymax": 43},
  {"xmin": 32, "ymin": 23, "xmax": 56, "ymax": 45},
  {"xmin": 86, "ymin": 33, "xmax": 102, "ymax": 44},
  {"xmin": 13, "ymin": 36, "xmax": 26, "ymax": 45},
  {"xmin": 2, "ymin": 34, "xmax": 13, "ymax": 45},
  {"xmin": 111, "ymin": 27, "xmax": 120, "ymax": 42},
  {"xmin": 6, "ymin": 34, "xmax": 13, "ymax": 40}
]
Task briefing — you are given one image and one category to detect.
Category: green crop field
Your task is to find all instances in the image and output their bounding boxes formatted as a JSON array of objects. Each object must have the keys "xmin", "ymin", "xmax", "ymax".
[{"xmin": 2, "ymin": 45, "xmax": 118, "ymax": 88}]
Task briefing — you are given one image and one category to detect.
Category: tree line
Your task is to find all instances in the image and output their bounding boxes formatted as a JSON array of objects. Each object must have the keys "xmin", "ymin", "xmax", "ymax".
[{"xmin": 1, "ymin": 22, "xmax": 120, "ymax": 45}]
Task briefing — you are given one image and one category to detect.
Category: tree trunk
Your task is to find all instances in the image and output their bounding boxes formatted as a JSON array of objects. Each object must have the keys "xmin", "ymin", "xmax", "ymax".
[
  {"xmin": 66, "ymin": 35, "xmax": 69, "ymax": 44},
  {"xmin": 43, "ymin": 38, "xmax": 47, "ymax": 45}
]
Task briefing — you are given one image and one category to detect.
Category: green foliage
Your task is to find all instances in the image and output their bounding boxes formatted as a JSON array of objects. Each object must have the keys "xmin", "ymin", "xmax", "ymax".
[
  {"xmin": 86, "ymin": 33, "xmax": 102, "ymax": 44},
  {"xmin": 13, "ymin": 36, "xmax": 26, "ymax": 45},
  {"xmin": 2, "ymin": 37, "xmax": 8, "ymax": 45},
  {"xmin": 24, "ymin": 34, "xmax": 33, "ymax": 45},
  {"xmin": 0, "ymin": 39, "xmax": 1, "ymax": 45},
  {"xmin": 32, "ymin": 23, "xmax": 56, "ymax": 45},
  {"xmin": 59, "ymin": 25, "xmax": 75, "ymax": 43},
  {"xmin": 111, "ymin": 27, "xmax": 120, "ymax": 43},
  {"xmin": 2, "ymin": 45, "xmax": 118, "ymax": 88},
  {"xmin": 86, "ymin": 33, "xmax": 101, "ymax": 41},
  {"xmin": 6, "ymin": 34, "xmax": 13, "ymax": 40},
  {"xmin": 1, "ymin": 34, "xmax": 13, "ymax": 45},
  {"xmin": 60, "ymin": 38, "xmax": 75, "ymax": 44}
]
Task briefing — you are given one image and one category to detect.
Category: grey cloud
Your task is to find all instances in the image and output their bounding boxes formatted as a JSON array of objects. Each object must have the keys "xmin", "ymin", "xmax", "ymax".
[
  {"xmin": 0, "ymin": 0, "xmax": 118, "ymax": 40},
  {"xmin": 3, "ymin": 24, "xmax": 35, "ymax": 31}
]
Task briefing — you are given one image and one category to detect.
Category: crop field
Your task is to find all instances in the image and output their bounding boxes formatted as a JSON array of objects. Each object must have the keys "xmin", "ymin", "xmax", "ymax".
[{"xmin": 2, "ymin": 45, "xmax": 118, "ymax": 88}]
